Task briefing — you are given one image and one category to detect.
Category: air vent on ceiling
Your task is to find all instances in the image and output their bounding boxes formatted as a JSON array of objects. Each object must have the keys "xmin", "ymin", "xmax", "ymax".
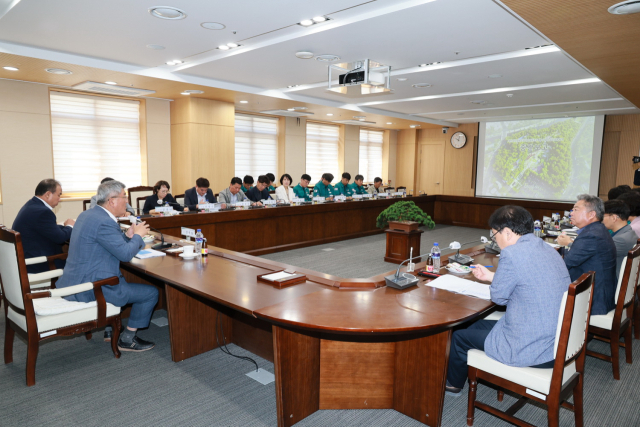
[
  {"xmin": 333, "ymin": 120, "xmax": 376, "ymax": 125},
  {"xmin": 71, "ymin": 81, "xmax": 156, "ymax": 97},
  {"xmin": 260, "ymin": 109, "xmax": 314, "ymax": 117}
]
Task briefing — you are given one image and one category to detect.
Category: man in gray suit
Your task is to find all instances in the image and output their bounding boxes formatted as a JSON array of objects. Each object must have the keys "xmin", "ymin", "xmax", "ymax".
[
  {"xmin": 446, "ymin": 205, "xmax": 571, "ymax": 396},
  {"xmin": 218, "ymin": 177, "xmax": 249, "ymax": 204},
  {"xmin": 89, "ymin": 177, "xmax": 135, "ymax": 214},
  {"xmin": 603, "ymin": 199, "xmax": 638, "ymax": 281},
  {"xmin": 57, "ymin": 180, "xmax": 158, "ymax": 352}
]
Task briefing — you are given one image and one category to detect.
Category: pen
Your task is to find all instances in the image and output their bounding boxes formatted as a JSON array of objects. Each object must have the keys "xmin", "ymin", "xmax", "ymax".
[{"xmin": 469, "ymin": 265, "xmax": 493, "ymax": 268}]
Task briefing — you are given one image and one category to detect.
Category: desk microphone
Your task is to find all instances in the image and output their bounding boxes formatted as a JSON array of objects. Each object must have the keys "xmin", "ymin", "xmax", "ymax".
[
  {"xmin": 130, "ymin": 216, "xmax": 171, "ymax": 250},
  {"xmin": 385, "ymin": 243, "xmax": 459, "ymax": 289},
  {"xmin": 447, "ymin": 237, "xmax": 489, "ymax": 265}
]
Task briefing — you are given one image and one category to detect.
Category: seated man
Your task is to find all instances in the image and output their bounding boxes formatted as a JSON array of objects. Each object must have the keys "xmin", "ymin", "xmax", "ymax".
[
  {"xmin": 218, "ymin": 177, "xmax": 249, "ymax": 204},
  {"xmin": 184, "ymin": 177, "xmax": 217, "ymax": 211},
  {"xmin": 12, "ymin": 179, "xmax": 75, "ymax": 273},
  {"xmin": 616, "ymin": 191, "xmax": 640, "ymax": 237},
  {"xmin": 603, "ymin": 199, "xmax": 638, "ymax": 281},
  {"xmin": 89, "ymin": 177, "xmax": 135, "ymax": 214},
  {"xmin": 313, "ymin": 173, "xmax": 336, "ymax": 198},
  {"xmin": 56, "ymin": 180, "xmax": 158, "ymax": 352},
  {"xmin": 245, "ymin": 175, "xmax": 272, "ymax": 203},
  {"xmin": 367, "ymin": 177, "xmax": 384, "ymax": 194},
  {"xmin": 266, "ymin": 173, "xmax": 276, "ymax": 192},
  {"xmin": 293, "ymin": 174, "xmax": 312, "ymax": 201},
  {"xmin": 348, "ymin": 174, "xmax": 368, "ymax": 195},
  {"xmin": 446, "ymin": 205, "xmax": 569, "ymax": 395},
  {"xmin": 334, "ymin": 172, "xmax": 354, "ymax": 197},
  {"xmin": 608, "ymin": 185, "xmax": 631, "ymax": 201},
  {"xmin": 241, "ymin": 175, "xmax": 254, "ymax": 193},
  {"xmin": 557, "ymin": 194, "xmax": 616, "ymax": 315}
]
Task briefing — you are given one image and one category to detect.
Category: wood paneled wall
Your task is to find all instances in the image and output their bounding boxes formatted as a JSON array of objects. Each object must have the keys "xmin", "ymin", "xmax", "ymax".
[
  {"xmin": 395, "ymin": 129, "xmax": 418, "ymax": 192},
  {"xmin": 598, "ymin": 114, "xmax": 640, "ymax": 199},
  {"xmin": 170, "ymin": 97, "xmax": 235, "ymax": 194}
]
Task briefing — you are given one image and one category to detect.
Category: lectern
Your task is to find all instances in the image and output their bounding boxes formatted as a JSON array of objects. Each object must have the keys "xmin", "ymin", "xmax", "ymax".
[{"xmin": 384, "ymin": 221, "xmax": 423, "ymax": 264}]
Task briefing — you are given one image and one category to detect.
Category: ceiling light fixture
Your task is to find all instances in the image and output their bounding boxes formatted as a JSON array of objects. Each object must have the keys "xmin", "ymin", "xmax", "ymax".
[
  {"xmin": 146, "ymin": 44, "xmax": 165, "ymax": 50},
  {"xmin": 149, "ymin": 6, "xmax": 187, "ymax": 20},
  {"xmin": 418, "ymin": 62, "xmax": 442, "ymax": 67},
  {"xmin": 201, "ymin": 22, "xmax": 226, "ymax": 30},
  {"xmin": 295, "ymin": 51, "xmax": 314, "ymax": 59},
  {"xmin": 218, "ymin": 43, "xmax": 241, "ymax": 50},
  {"xmin": 470, "ymin": 100, "xmax": 487, "ymax": 105},
  {"xmin": 3, "ymin": 66, "xmax": 18, "ymax": 71},
  {"xmin": 312, "ymin": 16, "xmax": 327, "ymax": 22},
  {"xmin": 410, "ymin": 125, "xmax": 421, "ymax": 128},
  {"xmin": 326, "ymin": 113, "xmax": 333, "ymax": 116},
  {"xmin": 227, "ymin": 42, "xmax": 239, "ymax": 48},
  {"xmin": 412, "ymin": 83, "xmax": 432, "ymax": 88},
  {"xmin": 506, "ymin": 93, "xmax": 514, "ymax": 98},
  {"xmin": 239, "ymin": 100, "xmax": 249, "ymax": 104},
  {"xmin": 525, "ymin": 44, "xmax": 554, "ymax": 50},
  {"xmin": 45, "ymin": 68, "xmax": 72, "ymax": 75},
  {"xmin": 299, "ymin": 19, "xmax": 314, "ymax": 26},
  {"xmin": 315, "ymin": 54, "xmax": 340, "ymax": 62},
  {"xmin": 289, "ymin": 106, "xmax": 308, "ymax": 110},
  {"xmin": 609, "ymin": 0, "xmax": 640, "ymax": 14},
  {"xmin": 353, "ymin": 116, "xmax": 366, "ymax": 119},
  {"xmin": 166, "ymin": 60, "xmax": 184, "ymax": 65},
  {"xmin": 397, "ymin": 78, "xmax": 407, "ymax": 81},
  {"xmin": 298, "ymin": 16, "xmax": 330, "ymax": 27},
  {"xmin": 182, "ymin": 90, "xmax": 204, "ymax": 94},
  {"xmin": 386, "ymin": 122, "xmax": 393, "ymax": 125},
  {"xmin": 218, "ymin": 45, "xmax": 230, "ymax": 50},
  {"xmin": 287, "ymin": 84, "xmax": 301, "ymax": 88},
  {"xmin": 181, "ymin": 92, "xmax": 190, "ymax": 95},
  {"xmin": 287, "ymin": 108, "xmax": 295, "ymax": 111},
  {"xmin": 105, "ymin": 81, "xmax": 117, "ymax": 85}
]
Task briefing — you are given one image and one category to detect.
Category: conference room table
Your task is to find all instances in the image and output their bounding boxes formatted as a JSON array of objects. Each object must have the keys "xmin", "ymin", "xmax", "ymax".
[{"xmin": 120, "ymin": 230, "xmax": 499, "ymax": 427}]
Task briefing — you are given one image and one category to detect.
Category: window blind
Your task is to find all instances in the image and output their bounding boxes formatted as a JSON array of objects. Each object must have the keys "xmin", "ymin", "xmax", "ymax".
[
  {"xmin": 306, "ymin": 122, "xmax": 340, "ymax": 184},
  {"xmin": 235, "ymin": 114, "xmax": 278, "ymax": 179},
  {"xmin": 50, "ymin": 91, "xmax": 142, "ymax": 194},
  {"xmin": 359, "ymin": 129, "xmax": 384, "ymax": 183}
]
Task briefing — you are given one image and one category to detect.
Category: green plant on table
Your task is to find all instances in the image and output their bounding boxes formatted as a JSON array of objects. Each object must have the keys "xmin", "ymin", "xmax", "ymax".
[{"xmin": 375, "ymin": 201, "xmax": 435, "ymax": 229}]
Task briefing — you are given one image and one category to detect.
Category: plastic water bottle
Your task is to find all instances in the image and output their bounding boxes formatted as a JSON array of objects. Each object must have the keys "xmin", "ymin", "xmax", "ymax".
[
  {"xmin": 534, "ymin": 220, "xmax": 542, "ymax": 238},
  {"xmin": 431, "ymin": 242, "xmax": 441, "ymax": 271},
  {"xmin": 195, "ymin": 229, "xmax": 204, "ymax": 257}
]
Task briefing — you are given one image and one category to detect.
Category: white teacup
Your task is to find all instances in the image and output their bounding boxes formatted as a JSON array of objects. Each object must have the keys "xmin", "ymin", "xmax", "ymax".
[{"xmin": 183, "ymin": 246, "xmax": 194, "ymax": 256}]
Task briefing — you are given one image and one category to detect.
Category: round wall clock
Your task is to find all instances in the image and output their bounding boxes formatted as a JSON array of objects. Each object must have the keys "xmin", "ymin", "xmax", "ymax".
[{"xmin": 450, "ymin": 131, "xmax": 467, "ymax": 149}]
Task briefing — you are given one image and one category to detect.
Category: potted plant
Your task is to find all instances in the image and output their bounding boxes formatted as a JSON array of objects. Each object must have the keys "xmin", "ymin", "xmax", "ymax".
[{"xmin": 376, "ymin": 201, "xmax": 435, "ymax": 231}]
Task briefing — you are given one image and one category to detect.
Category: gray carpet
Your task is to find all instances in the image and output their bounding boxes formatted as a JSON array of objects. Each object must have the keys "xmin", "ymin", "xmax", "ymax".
[{"xmin": 2, "ymin": 225, "xmax": 640, "ymax": 426}]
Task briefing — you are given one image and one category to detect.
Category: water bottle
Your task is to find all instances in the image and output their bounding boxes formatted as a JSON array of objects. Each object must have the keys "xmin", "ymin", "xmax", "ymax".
[
  {"xmin": 431, "ymin": 243, "xmax": 441, "ymax": 271},
  {"xmin": 534, "ymin": 220, "xmax": 542, "ymax": 238},
  {"xmin": 195, "ymin": 229, "xmax": 204, "ymax": 257}
]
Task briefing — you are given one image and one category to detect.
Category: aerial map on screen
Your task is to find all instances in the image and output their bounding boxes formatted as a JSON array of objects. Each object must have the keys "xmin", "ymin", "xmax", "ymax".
[{"xmin": 480, "ymin": 116, "xmax": 597, "ymax": 202}]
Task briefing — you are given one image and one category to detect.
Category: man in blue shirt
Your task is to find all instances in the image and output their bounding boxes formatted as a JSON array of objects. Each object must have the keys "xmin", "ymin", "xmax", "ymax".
[
  {"xmin": 293, "ymin": 174, "xmax": 312, "ymax": 201},
  {"xmin": 348, "ymin": 174, "xmax": 368, "ymax": 195},
  {"xmin": 334, "ymin": 172, "xmax": 354, "ymax": 197},
  {"xmin": 446, "ymin": 205, "xmax": 570, "ymax": 396},
  {"xmin": 313, "ymin": 173, "xmax": 336, "ymax": 198},
  {"xmin": 245, "ymin": 175, "xmax": 272, "ymax": 203}
]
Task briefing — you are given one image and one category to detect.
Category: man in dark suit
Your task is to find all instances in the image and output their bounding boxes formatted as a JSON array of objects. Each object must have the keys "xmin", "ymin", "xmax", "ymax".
[
  {"xmin": 12, "ymin": 179, "xmax": 75, "ymax": 273},
  {"xmin": 557, "ymin": 194, "xmax": 617, "ymax": 315},
  {"xmin": 184, "ymin": 177, "xmax": 217, "ymax": 211},
  {"xmin": 245, "ymin": 175, "xmax": 272, "ymax": 203}
]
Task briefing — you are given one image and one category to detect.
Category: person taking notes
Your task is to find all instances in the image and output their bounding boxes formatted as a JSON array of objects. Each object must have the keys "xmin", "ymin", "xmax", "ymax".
[
  {"xmin": 349, "ymin": 174, "xmax": 368, "ymax": 195},
  {"xmin": 184, "ymin": 177, "xmax": 217, "ymax": 211},
  {"xmin": 218, "ymin": 177, "xmax": 249, "ymax": 204},
  {"xmin": 334, "ymin": 172, "xmax": 354, "ymax": 197},
  {"xmin": 313, "ymin": 173, "xmax": 336, "ymax": 198},
  {"xmin": 293, "ymin": 174, "xmax": 313, "ymax": 201}
]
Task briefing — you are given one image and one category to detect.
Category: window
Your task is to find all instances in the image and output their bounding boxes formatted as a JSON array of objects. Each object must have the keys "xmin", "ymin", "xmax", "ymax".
[
  {"xmin": 306, "ymin": 122, "xmax": 340, "ymax": 184},
  {"xmin": 235, "ymin": 114, "xmax": 278, "ymax": 178},
  {"xmin": 359, "ymin": 129, "xmax": 383, "ymax": 183},
  {"xmin": 50, "ymin": 91, "xmax": 142, "ymax": 194}
]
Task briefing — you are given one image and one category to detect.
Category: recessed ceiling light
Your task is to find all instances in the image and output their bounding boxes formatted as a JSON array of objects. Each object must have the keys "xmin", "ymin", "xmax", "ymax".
[
  {"xmin": 239, "ymin": 100, "xmax": 248, "ymax": 104},
  {"xmin": 290, "ymin": 106, "xmax": 308, "ymax": 110},
  {"xmin": 218, "ymin": 45, "xmax": 230, "ymax": 50},
  {"xmin": 166, "ymin": 60, "xmax": 184, "ymax": 65},
  {"xmin": 326, "ymin": 113, "xmax": 333, "ymax": 116},
  {"xmin": 201, "ymin": 22, "xmax": 226, "ymax": 30},
  {"xmin": 470, "ymin": 100, "xmax": 487, "ymax": 105},
  {"xmin": 298, "ymin": 16, "xmax": 330, "ymax": 26},
  {"xmin": 181, "ymin": 92, "xmax": 190, "ymax": 95},
  {"xmin": 316, "ymin": 54, "xmax": 340, "ymax": 62},
  {"xmin": 506, "ymin": 93, "xmax": 514, "ymax": 98},
  {"xmin": 146, "ymin": 44, "xmax": 165, "ymax": 50},
  {"xmin": 609, "ymin": 1, "xmax": 640, "ymax": 14},
  {"xmin": 412, "ymin": 83, "xmax": 432, "ymax": 88},
  {"xmin": 227, "ymin": 42, "xmax": 239, "ymax": 48},
  {"xmin": 418, "ymin": 64, "xmax": 427, "ymax": 67},
  {"xmin": 488, "ymin": 74, "xmax": 503, "ymax": 78},
  {"xmin": 3, "ymin": 66, "xmax": 18, "ymax": 71},
  {"xmin": 358, "ymin": 118, "xmax": 366, "ymax": 121},
  {"xmin": 183, "ymin": 90, "xmax": 204, "ymax": 94},
  {"xmin": 105, "ymin": 81, "xmax": 117, "ymax": 85},
  {"xmin": 287, "ymin": 108, "xmax": 295, "ymax": 111},
  {"xmin": 396, "ymin": 78, "xmax": 407, "ymax": 81},
  {"xmin": 312, "ymin": 16, "xmax": 327, "ymax": 22},
  {"xmin": 386, "ymin": 122, "xmax": 393, "ymax": 125},
  {"xmin": 287, "ymin": 84, "xmax": 301, "ymax": 88},
  {"xmin": 295, "ymin": 51, "xmax": 314, "ymax": 59},
  {"xmin": 353, "ymin": 116, "xmax": 366, "ymax": 119},
  {"xmin": 410, "ymin": 124, "xmax": 421, "ymax": 128},
  {"xmin": 299, "ymin": 19, "xmax": 314, "ymax": 26},
  {"xmin": 149, "ymin": 6, "xmax": 187, "ymax": 20},
  {"xmin": 45, "ymin": 68, "xmax": 72, "ymax": 75}
]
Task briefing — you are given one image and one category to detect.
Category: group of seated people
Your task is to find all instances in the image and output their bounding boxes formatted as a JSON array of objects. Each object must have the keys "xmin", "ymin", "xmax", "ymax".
[{"xmin": 139, "ymin": 173, "xmax": 389, "ymax": 214}]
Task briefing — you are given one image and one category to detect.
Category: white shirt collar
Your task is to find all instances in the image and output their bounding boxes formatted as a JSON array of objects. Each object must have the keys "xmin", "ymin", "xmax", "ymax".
[
  {"xmin": 99, "ymin": 206, "xmax": 118, "ymax": 223},
  {"xmin": 36, "ymin": 196, "xmax": 54, "ymax": 211}
]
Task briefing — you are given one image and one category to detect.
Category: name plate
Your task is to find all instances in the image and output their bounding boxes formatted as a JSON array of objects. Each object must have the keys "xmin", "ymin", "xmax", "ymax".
[
  {"xmin": 292, "ymin": 197, "xmax": 305, "ymax": 203},
  {"xmin": 263, "ymin": 199, "xmax": 276, "ymax": 206},
  {"xmin": 155, "ymin": 206, "xmax": 174, "ymax": 213},
  {"xmin": 394, "ymin": 192, "xmax": 404, "ymax": 196},
  {"xmin": 335, "ymin": 195, "xmax": 347, "ymax": 201},
  {"xmin": 200, "ymin": 203, "xmax": 220, "ymax": 212},
  {"xmin": 181, "ymin": 227, "xmax": 196, "ymax": 238},
  {"xmin": 234, "ymin": 201, "xmax": 251, "ymax": 207},
  {"xmin": 543, "ymin": 216, "xmax": 551, "ymax": 222},
  {"xmin": 353, "ymin": 194, "xmax": 363, "ymax": 199},
  {"xmin": 313, "ymin": 196, "xmax": 325, "ymax": 202},
  {"xmin": 378, "ymin": 193, "xmax": 389, "ymax": 197},
  {"xmin": 362, "ymin": 193, "xmax": 373, "ymax": 199}
]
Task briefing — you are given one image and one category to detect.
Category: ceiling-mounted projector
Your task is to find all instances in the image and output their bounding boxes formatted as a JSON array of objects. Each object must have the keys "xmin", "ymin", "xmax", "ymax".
[{"xmin": 327, "ymin": 59, "xmax": 391, "ymax": 96}]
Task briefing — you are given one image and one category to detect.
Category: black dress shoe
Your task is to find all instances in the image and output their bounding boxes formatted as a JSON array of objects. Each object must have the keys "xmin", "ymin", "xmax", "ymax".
[
  {"xmin": 104, "ymin": 330, "xmax": 112, "ymax": 342},
  {"xmin": 117, "ymin": 336, "xmax": 156, "ymax": 352},
  {"xmin": 445, "ymin": 381, "xmax": 463, "ymax": 397}
]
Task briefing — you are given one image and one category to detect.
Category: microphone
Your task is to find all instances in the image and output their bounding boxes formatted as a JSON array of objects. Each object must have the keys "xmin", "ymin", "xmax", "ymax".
[
  {"xmin": 447, "ymin": 237, "xmax": 489, "ymax": 265},
  {"xmin": 384, "ymin": 242, "xmax": 460, "ymax": 289},
  {"xmin": 147, "ymin": 225, "xmax": 172, "ymax": 250}
]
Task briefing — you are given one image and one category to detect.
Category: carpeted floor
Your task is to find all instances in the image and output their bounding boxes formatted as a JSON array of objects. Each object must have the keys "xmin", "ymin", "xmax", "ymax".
[{"xmin": 1, "ymin": 225, "xmax": 639, "ymax": 426}]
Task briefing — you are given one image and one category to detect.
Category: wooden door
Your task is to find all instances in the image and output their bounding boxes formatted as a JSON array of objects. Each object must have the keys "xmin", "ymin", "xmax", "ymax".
[{"xmin": 419, "ymin": 144, "xmax": 444, "ymax": 195}]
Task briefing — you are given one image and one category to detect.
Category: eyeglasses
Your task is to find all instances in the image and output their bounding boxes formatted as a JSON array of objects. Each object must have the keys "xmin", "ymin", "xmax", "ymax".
[
  {"xmin": 110, "ymin": 196, "xmax": 128, "ymax": 200},
  {"xmin": 489, "ymin": 229, "xmax": 502, "ymax": 242}
]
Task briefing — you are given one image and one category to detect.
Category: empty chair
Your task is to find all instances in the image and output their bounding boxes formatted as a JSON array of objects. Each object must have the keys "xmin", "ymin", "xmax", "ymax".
[
  {"xmin": 588, "ymin": 244, "xmax": 640, "ymax": 379},
  {"xmin": 0, "ymin": 227, "xmax": 122, "ymax": 386},
  {"xmin": 82, "ymin": 199, "xmax": 91, "ymax": 211},
  {"xmin": 174, "ymin": 194, "xmax": 185, "ymax": 206},
  {"xmin": 127, "ymin": 185, "xmax": 153, "ymax": 211},
  {"xmin": 467, "ymin": 272, "xmax": 595, "ymax": 427}
]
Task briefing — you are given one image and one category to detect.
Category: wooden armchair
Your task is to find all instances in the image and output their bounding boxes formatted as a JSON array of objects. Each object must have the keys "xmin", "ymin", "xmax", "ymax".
[
  {"xmin": 0, "ymin": 227, "xmax": 122, "ymax": 386},
  {"xmin": 467, "ymin": 272, "xmax": 595, "ymax": 427},
  {"xmin": 24, "ymin": 253, "xmax": 67, "ymax": 289},
  {"xmin": 127, "ymin": 186, "xmax": 153, "ymax": 208},
  {"xmin": 82, "ymin": 199, "xmax": 91, "ymax": 211},
  {"xmin": 588, "ymin": 244, "xmax": 640, "ymax": 379}
]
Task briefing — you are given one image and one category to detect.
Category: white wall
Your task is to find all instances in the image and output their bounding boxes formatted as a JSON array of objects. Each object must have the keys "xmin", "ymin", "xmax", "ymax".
[{"xmin": 283, "ymin": 116, "xmax": 307, "ymax": 183}]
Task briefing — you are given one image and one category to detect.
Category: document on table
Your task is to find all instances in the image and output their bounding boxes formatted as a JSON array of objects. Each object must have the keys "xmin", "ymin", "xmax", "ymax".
[
  {"xmin": 426, "ymin": 274, "xmax": 491, "ymax": 300},
  {"xmin": 545, "ymin": 241, "xmax": 561, "ymax": 248},
  {"xmin": 135, "ymin": 249, "xmax": 166, "ymax": 259},
  {"xmin": 261, "ymin": 271, "xmax": 296, "ymax": 281}
]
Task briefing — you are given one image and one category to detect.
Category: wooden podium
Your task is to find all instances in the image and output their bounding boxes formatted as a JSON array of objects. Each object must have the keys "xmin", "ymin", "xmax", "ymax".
[{"xmin": 384, "ymin": 221, "xmax": 424, "ymax": 264}]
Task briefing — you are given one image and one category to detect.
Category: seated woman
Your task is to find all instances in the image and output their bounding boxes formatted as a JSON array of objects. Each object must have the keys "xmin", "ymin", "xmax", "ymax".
[
  {"xmin": 275, "ymin": 173, "xmax": 295, "ymax": 202},
  {"xmin": 445, "ymin": 205, "xmax": 571, "ymax": 396},
  {"xmin": 142, "ymin": 180, "xmax": 188, "ymax": 214}
]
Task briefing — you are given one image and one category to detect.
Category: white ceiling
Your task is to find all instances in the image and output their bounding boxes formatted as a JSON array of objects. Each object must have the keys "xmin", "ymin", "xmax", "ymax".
[{"xmin": 0, "ymin": 0, "xmax": 637, "ymax": 128}]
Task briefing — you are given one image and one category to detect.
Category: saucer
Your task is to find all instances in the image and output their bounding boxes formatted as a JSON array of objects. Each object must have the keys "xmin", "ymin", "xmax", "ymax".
[{"xmin": 179, "ymin": 253, "xmax": 197, "ymax": 260}]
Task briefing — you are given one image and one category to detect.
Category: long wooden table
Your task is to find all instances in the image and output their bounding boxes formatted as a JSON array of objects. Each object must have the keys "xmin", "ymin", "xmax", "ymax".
[{"xmin": 121, "ymin": 234, "xmax": 498, "ymax": 427}]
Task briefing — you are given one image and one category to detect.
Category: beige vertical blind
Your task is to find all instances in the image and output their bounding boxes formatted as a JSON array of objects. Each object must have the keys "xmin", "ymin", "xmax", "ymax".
[
  {"xmin": 50, "ymin": 91, "xmax": 142, "ymax": 194},
  {"xmin": 306, "ymin": 122, "xmax": 340, "ymax": 184},
  {"xmin": 235, "ymin": 114, "xmax": 278, "ymax": 179},
  {"xmin": 359, "ymin": 129, "xmax": 384, "ymax": 182}
]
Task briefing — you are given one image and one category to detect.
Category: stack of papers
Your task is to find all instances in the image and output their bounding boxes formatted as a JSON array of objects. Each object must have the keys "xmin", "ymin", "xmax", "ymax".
[
  {"xmin": 427, "ymin": 274, "xmax": 491, "ymax": 300},
  {"xmin": 135, "ymin": 249, "xmax": 166, "ymax": 259}
]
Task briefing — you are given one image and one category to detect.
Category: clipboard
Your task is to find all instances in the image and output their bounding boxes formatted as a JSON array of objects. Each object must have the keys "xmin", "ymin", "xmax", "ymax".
[{"xmin": 257, "ymin": 270, "xmax": 307, "ymax": 288}]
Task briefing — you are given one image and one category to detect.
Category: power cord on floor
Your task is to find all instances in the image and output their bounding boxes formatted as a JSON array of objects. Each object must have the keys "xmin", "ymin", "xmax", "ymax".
[{"xmin": 215, "ymin": 312, "xmax": 259, "ymax": 372}]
